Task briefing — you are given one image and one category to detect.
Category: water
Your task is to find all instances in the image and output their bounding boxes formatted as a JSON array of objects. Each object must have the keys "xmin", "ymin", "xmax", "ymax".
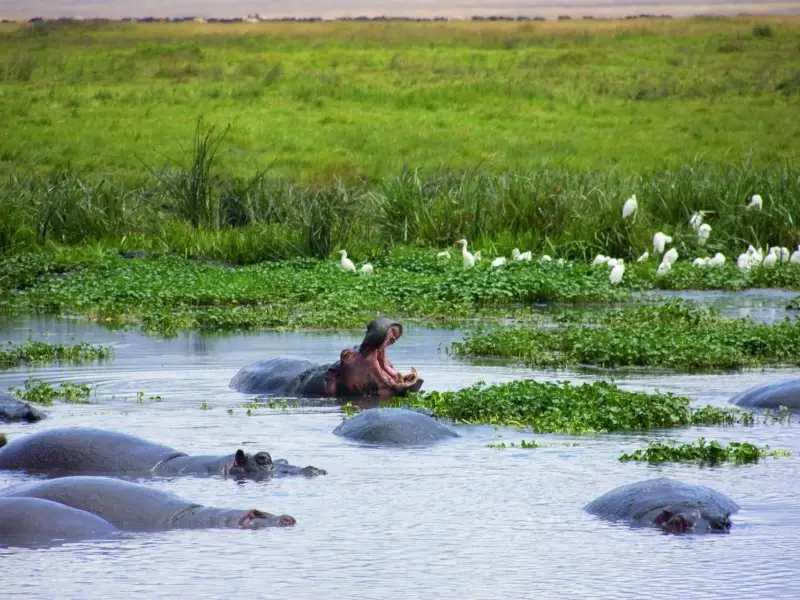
[{"xmin": 1, "ymin": 312, "xmax": 800, "ymax": 600}]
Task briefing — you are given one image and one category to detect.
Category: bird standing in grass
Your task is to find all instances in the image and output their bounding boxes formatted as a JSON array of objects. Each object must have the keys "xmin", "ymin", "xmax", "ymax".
[
  {"xmin": 512, "ymin": 248, "xmax": 532, "ymax": 261},
  {"xmin": 653, "ymin": 232, "xmax": 673, "ymax": 255},
  {"xmin": 455, "ymin": 239, "xmax": 475, "ymax": 268},
  {"xmin": 663, "ymin": 247, "xmax": 679, "ymax": 265},
  {"xmin": 692, "ymin": 257, "xmax": 708, "ymax": 267},
  {"xmin": 491, "ymin": 257, "xmax": 506, "ymax": 269},
  {"xmin": 689, "ymin": 211, "xmax": 706, "ymax": 231},
  {"xmin": 609, "ymin": 260, "xmax": 625, "ymax": 285},
  {"xmin": 697, "ymin": 223, "xmax": 712, "ymax": 246},
  {"xmin": 791, "ymin": 246, "xmax": 800, "ymax": 264},
  {"xmin": 622, "ymin": 195, "xmax": 637, "ymax": 220},
  {"xmin": 360, "ymin": 263, "xmax": 374, "ymax": 275},
  {"xmin": 708, "ymin": 253, "xmax": 726, "ymax": 267},
  {"xmin": 762, "ymin": 251, "xmax": 778, "ymax": 268},
  {"xmin": 657, "ymin": 259, "xmax": 672, "ymax": 276},
  {"xmin": 746, "ymin": 194, "xmax": 763, "ymax": 211},
  {"xmin": 337, "ymin": 250, "xmax": 356, "ymax": 273},
  {"xmin": 593, "ymin": 254, "xmax": 608, "ymax": 266}
]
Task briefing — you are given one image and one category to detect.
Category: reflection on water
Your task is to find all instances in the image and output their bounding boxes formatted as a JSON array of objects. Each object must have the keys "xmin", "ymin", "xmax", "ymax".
[{"xmin": 1, "ymin": 314, "xmax": 800, "ymax": 600}]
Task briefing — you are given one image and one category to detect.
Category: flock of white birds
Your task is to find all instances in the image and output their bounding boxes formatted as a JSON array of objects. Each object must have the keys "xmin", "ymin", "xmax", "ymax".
[{"xmin": 335, "ymin": 193, "xmax": 800, "ymax": 281}]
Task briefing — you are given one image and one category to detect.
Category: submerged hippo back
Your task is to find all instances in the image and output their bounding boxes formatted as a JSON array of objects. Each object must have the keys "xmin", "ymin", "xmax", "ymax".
[
  {"xmin": 229, "ymin": 357, "xmax": 327, "ymax": 395},
  {"xmin": 586, "ymin": 477, "xmax": 740, "ymax": 523},
  {"xmin": 0, "ymin": 476, "xmax": 194, "ymax": 532},
  {"xmin": 333, "ymin": 407, "xmax": 458, "ymax": 445},
  {"xmin": 0, "ymin": 428, "xmax": 183, "ymax": 476},
  {"xmin": 732, "ymin": 378, "xmax": 800, "ymax": 410},
  {"xmin": 0, "ymin": 497, "xmax": 119, "ymax": 545},
  {"xmin": 0, "ymin": 391, "xmax": 46, "ymax": 423}
]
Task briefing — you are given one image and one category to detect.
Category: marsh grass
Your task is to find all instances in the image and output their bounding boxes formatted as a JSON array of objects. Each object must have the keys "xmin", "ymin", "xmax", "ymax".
[
  {"xmin": 619, "ymin": 437, "xmax": 790, "ymax": 464},
  {"xmin": 396, "ymin": 379, "xmax": 754, "ymax": 431}
]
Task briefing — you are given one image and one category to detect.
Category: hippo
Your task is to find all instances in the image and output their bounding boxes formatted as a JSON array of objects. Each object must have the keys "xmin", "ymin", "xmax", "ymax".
[
  {"xmin": 0, "ymin": 476, "xmax": 296, "ymax": 531},
  {"xmin": 0, "ymin": 391, "xmax": 45, "ymax": 423},
  {"xmin": 0, "ymin": 497, "xmax": 120, "ymax": 547},
  {"xmin": 731, "ymin": 378, "xmax": 800, "ymax": 411},
  {"xmin": 333, "ymin": 407, "xmax": 458, "ymax": 445},
  {"xmin": 230, "ymin": 317, "xmax": 423, "ymax": 398},
  {"xmin": 585, "ymin": 477, "xmax": 739, "ymax": 534},
  {"xmin": 0, "ymin": 427, "xmax": 326, "ymax": 479}
]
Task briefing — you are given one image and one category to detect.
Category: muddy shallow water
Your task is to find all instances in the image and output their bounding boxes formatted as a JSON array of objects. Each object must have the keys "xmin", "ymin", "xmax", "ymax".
[{"xmin": 1, "ymin": 314, "xmax": 800, "ymax": 600}]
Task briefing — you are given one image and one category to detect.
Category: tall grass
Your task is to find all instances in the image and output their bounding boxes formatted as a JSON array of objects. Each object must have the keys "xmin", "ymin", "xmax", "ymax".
[{"xmin": 1, "ymin": 155, "xmax": 798, "ymax": 264}]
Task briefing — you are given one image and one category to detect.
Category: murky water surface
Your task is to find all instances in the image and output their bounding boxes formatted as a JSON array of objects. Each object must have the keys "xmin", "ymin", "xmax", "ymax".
[{"xmin": 1, "ymin": 307, "xmax": 799, "ymax": 599}]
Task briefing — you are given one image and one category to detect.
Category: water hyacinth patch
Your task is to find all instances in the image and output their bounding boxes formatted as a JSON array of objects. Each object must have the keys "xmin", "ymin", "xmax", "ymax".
[
  {"xmin": 395, "ymin": 379, "xmax": 755, "ymax": 433},
  {"xmin": 8, "ymin": 378, "xmax": 94, "ymax": 405},
  {"xmin": 619, "ymin": 437, "xmax": 791, "ymax": 464},
  {"xmin": 0, "ymin": 340, "xmax": 114, "ymax": 368}
]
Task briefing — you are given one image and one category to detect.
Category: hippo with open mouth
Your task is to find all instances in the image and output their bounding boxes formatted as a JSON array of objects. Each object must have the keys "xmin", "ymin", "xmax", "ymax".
[
  {"xmin": 586, "ymin": 477, "xmax": 739, "ymax": 534},
  {"xmin": 0, "ymin": 427, "xmax": 326, "ymax": 480},
  {"xmin": 230, "ymin": 317, "xmax": 423, "ymax": 398},
  {"xmin": 0, "ymin": 476, "xmax": 296, "ymax": 532}
]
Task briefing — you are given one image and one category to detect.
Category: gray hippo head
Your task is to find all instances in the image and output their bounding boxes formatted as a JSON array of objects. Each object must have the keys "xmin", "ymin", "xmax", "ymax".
[
  {"xmin": 325, "ymin": 318, "xmax": 423, "ymax": 398},
  {"xmin": 227, "ymin": 450, "xmax": 274, "ymax": 480},
  {"xmin": 650, "ymin": 501, "xmax": 733, "ymax": 534}
]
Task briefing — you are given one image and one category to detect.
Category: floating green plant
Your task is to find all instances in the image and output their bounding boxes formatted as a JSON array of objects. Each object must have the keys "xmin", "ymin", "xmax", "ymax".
[
  {"xmin": 0, "ymin": 340, "xmax": 113, "ymax": 368},
  {"xmin": 9, "ymin": 377, "xmax": 93, "ymax": 405},
  {"xmin": 487, "ymin": 439, "xmax": 541, "ymax": 449},
  {"xmin": 619, "ymin": 437, "xmax": 791, "ymax": 464}
]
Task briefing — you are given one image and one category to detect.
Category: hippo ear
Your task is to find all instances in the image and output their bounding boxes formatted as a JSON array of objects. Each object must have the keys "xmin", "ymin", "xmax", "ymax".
[{"xmin": 235, "ymin": 449, "xmax": 248, "ymax": 466}]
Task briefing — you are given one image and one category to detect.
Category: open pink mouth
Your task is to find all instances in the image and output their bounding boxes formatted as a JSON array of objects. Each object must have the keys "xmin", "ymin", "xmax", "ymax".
[{"xmin": 375, "ymin": 326, "xmax": 417, "ymax": 387}]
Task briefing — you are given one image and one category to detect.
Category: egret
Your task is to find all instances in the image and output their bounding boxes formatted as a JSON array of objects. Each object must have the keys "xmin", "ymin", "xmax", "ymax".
[
  {"xmin": 512, "ymin": 248, "xmax": 533, "ymax": 261},
  {"xmin": 746, "ymin": 194, "xmax": 763, "ymax": 211},
  {"xmin": 592, "ymin": 254, "xmax": 608, "ymax": 266},
  {"xmin": 657, "ymin": 259, "xmax": 672, "ymax": 276},
  {"xmin": 697, "ymin": 223, "xmax": 712, "ymax": 246},
  {"xmin": 337, "ymin": 250, "xmax": 356, "ymax": 273},
  {"xmin": 359, "ymin": 263, "xmax": 374, "ymax": 275},
  {"xmin": 539, "ymin": 255, "xmax": 553, "ymax": 263},
  {"xmin": 637, "ymin": 251, "xmax": 649, "ymax": 263},
  {"xmin": 455, "ymin": 239, "xmax": 475, "ymax": 268},
  {"xmin": 436, "ymin": 250, "xmax": 451, "ymax": 259},
  {"xmin": 762, "ymin": 252, "xmax": 778, "ymax": 268},
  {"xmin": 689, "ymin": 211, "xmax": 706, "ymax": 232},
  {"xmin": 606, "ymin": 258, "xmax": 619, "ymax": 268},
  {"xmin": 609, "ymin": 260, "xmax": 625, "ymax": 285},
  {"xmin": 777, "ymin": 247, "xmax": 790, "ymax": 263},
  {"xmin": 491, "ymin": 257, "xmax": 506, "ymax": 268},
  {"xmin": 708, "ymin": 253, "xmax": 726, "ymax": 267},
  {"xmin": 663, "ymin": 247, "xmax": 679, "ymax": 266},
  {"xmin": 692, "ymin": 257, "xmax": 708, "ymax": 267},
  {"xmin": 622, "ymin": 195, "xmax": 637, "ymax": 219},
  {"xmin": 791, "ymin": 246, "xmax": 800, "ymax": 264},
  {"xmin": 737, "ymin": 253, "xmax": 752, "ymax": 270},
  {"xmin": 653, "ymin": 232, "xmax": 673, "ymax": 255}
]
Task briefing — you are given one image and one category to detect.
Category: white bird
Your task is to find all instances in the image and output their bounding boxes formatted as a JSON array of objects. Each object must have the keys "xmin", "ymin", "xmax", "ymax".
[
  {"xmin": 512, "ymin": 248, "xmax": 533, "ymax": 261},
  {"xmin": 609, "ymin": 260, "xmax": 625, "ymax": 285},
  {"xmin": 791, "ymin": 246, "xmax": 800, "ymax": 264},
  {"xmin": 697, "ymin": 223, "xmax": 712, "ymax": 246},
  {"xmin": 776, "ymin": 247, "xmax": 790, "ymax": 263},
  {"xmin": 657, "ymin": 259, "xmax": 672, "ymax": 276},
  {"xmin": 637, "ymin": 251, "xmax": 649, "ymax": 263},
  {"xmin": 746, "ymin": 194, "xmax": 763, "ymax": 211},
  {"xmin": 708, "ymin": 253, "xmax": 726, "ymax": 267},
  {"xmin": 737, "ymin": 253, "xmax": 752, "ymax": 270},
  {"xmin": 337, "ymin": 250, "xmax": 356, "ymax": 272},
  {"xmin": 622, "ymin": 195, "xmax": 637, "ymax": 219},
  {"xmin": 606, "ymin": 258, "xmax": 619, "ymax": 268},
  {"xmin": 592, "ymin": 254, "xmax": 608, "ymax": 266},
  {"xmin": 539, "ymin": 255, "xmax": 553, "ymax": 263},
  {"xmin": 455, "ymin": 239, "xmax": 475, "ymax": 268},
  {"xmin": 653, "ymin": 232, "xmax": 673, "ymax": 255},
  {"xmin": 692, "ymin": 257, "xmax": 708, "ymax": 267},
  {"xmin": 436, "ymin": 250, "xmax": 451, "ymax": 259},
  {"xmin": 474, "ymin": 251, "xmax": 482, "ymax": 262},
  {"xmin": 491, "ymin": 257, "xmax": 506, "ymax": 269},
  {"xmin": 359, "ymin": 263, "xmax": 374, "ymax": 275},
  {"xmin": 762, "ymin": 252, "xmax": 778, "ymax": 268},
  {"xmin": 689, "ymin": 211, "xmax": 706, "ymax": 232},
  {"xmin": 663, "ymin": 248, "xmax": 679, "ymax": 266}
]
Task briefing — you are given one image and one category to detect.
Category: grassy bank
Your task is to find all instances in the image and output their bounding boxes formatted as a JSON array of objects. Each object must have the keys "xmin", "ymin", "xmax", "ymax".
[{"xmin": 1, "ymin": 18, "xmax": 798, "ymax": 181}]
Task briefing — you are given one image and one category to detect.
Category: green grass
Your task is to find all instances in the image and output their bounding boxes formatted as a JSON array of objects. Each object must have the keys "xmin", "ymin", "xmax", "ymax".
[
  {"xmin": 619, "ymin": 437, "xmax": 791, "ymax": 463},
  {"xmin": 396, "ymin": 379, "xmax": 755, "ymax": 432},
  {"xmin": 0, "ymin": 340, "xmax": 114, "ymax": 368},
  {"xmin": 1, "ymin": 18, "xmax": 799, "ymax": 181},
  {"xmin": 8, "ymin": 377, "xmax": 94, "ymax": 405},
  {"xmin": 454, "ymin": 300, "xmax": 800, "ymax": 369}
]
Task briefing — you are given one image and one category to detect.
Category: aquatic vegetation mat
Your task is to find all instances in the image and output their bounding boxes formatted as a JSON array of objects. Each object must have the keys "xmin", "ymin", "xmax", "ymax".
[
  {"xmin": 454, "ymin": 301, "xmax": 800, "ymax": 369},
  {"xmin": 619, "ymin": 437, "xmax": 791, "ymax": 464},
  {"xmin": 8, "ymin": 378, "xmax": 94, "ymax": 405},
  {"xmin": 0, "ymin": 340, "xmax": 113, "ymax": 368},
  {"xmin": 398, "ymin": 379, "xmax": 753, "ymax": 432}
]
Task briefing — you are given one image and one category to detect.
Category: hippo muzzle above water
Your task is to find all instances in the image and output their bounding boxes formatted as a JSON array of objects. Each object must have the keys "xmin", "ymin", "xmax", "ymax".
[
  {"xmin": 585, "ymin": 477, "xmax": 739, "ymax": 534},
  {"xmin": 731, "ymin": 378, "xmax": 800, "ymax": 411},
  {"xmin": 0, "ymin": 428, "xmax": 326, "ymax": 480},
  {"xmin": 230, "ymin": 317, "xmax": 423, "ymax": 398},
  {"xmin": 0, "ymin": 391, "xmax": 46, "ymax": 424}
]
